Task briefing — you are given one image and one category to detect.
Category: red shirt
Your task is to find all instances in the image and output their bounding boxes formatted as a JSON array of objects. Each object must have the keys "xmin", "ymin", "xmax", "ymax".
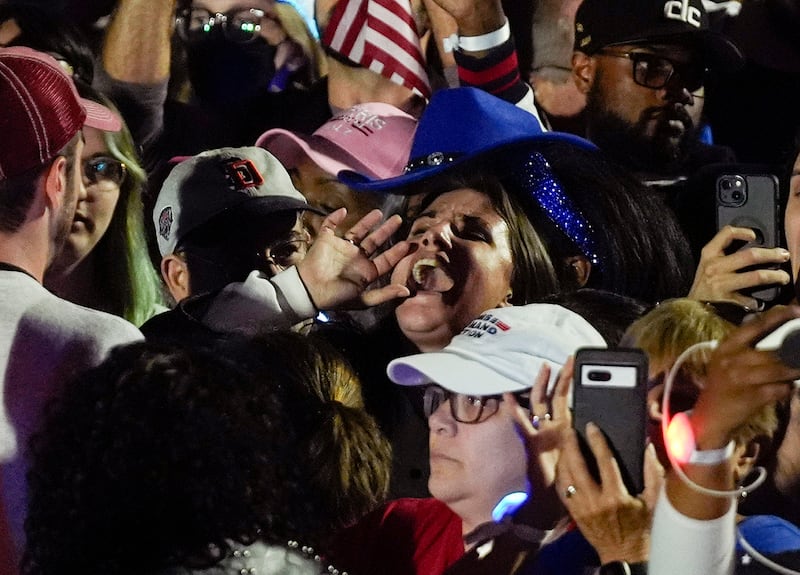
[{"xmin": 330, "ymin": 498, "xmax": 465, "ymax": 575}]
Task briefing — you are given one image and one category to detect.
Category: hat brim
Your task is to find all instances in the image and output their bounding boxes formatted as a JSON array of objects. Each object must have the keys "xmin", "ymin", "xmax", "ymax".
[
  {"xmin": 235, "ymin": 195, "xmax": 326, "ymax": 219},
  {"xmin": 338, "ymin": 131, "xmax": 597, "ymax": 195},
  {"xmin": 387, "ymin": 351, "xmax": 550, "ymax": 395},
  {"xmin": 257, "ymin": 129, "xmax": 369, "ymax": 178},
  {"xmin": 81, "ymin": 98, "xmax": 122, "ymax": 132}
]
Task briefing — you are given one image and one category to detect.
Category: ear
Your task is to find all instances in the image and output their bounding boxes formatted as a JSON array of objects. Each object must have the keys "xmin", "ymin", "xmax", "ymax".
[
  {"xmin": 42, "ymin": 156, "xmax": 68, "ymax": 211},
  {"xmin": 565, "ymin": 255, "xmax": 592, "ymax": 287},
  {"xmin": 733, "ymin": 441, "xmax": 760, "ymax": 484},
  {"xmin": 647, "ymin": 384, "xmax": 665, "ymax": 421},
  {"xmin": 161, "ymin": 254, "xmax": 192, "ymax": 303},
  {"xmin": 572, "ymin": 51, "xmax": 596, "ymax": 95},
  {"xmin": 497, "ymin": 288, "xmax": 514, "ymax": 307}
]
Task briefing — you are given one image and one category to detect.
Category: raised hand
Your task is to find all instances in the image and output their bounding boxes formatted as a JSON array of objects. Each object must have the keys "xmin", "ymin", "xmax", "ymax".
[
  {"xmin": 297, "ymin": 208, "xmax": 411, "ymax": 310},
  {"xmin": 692, "ymin": 304, "xmax": 800, "ymax": 450},
  {"xmin": 502, "ymin": 357, "xmax": 574, "ymax": 529},
  {"xmin": 422, "ymin": 0, "xmax": 505, "ymax": 36},
  {"xmin": 555, "ymin": 425, "xmax": 664, "ymax": 564},
  {"xmin": 688, "ymin": 225, "xmax": 790, "ymax": 310}
]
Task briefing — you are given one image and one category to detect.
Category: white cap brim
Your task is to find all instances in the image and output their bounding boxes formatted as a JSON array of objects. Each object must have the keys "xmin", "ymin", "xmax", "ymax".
[{"xmin": 388, "ymin": 351, "xmax": 556, "ymax": 395}]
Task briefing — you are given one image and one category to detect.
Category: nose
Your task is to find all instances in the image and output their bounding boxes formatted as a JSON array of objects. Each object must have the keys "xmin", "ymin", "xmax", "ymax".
[
  {"xmin": 264, "ymin": 261, "xmax": 282, "ymax": 278},
  {"xmin": 662, "ymin": 75, "xmax": 695, "ymax": 105},
  {"xmin": 419, "ymin": 219, "xmax": 453, "ymax": 250},
  {"xmin": 303, "ymin": 212, "xmax": 324, "ymax": 240},
  {"xmin": 76, "ymin": 172, "xmax": 90, "ymax": 204},
  {"xmin": 428, "ymin": 398, "xmax": 457, "ymax": 435}
]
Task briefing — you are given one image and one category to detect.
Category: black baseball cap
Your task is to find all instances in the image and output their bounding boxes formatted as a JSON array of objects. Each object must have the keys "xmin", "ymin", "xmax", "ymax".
[{"xmin": 574, "ymin": 0, "xmax": 743, "ymax": 71}]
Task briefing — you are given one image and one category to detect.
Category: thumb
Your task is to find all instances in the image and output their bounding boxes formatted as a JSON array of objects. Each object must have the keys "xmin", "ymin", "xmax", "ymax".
[{"xmin": 641, "ymin": 443, "xmax": 665, "ymax": 509}]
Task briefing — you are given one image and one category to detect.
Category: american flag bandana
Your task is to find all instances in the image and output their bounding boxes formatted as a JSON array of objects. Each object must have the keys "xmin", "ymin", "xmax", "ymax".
[{"xmin": 322, "ymin": 0, "xmax": 432, "ymax": 99}]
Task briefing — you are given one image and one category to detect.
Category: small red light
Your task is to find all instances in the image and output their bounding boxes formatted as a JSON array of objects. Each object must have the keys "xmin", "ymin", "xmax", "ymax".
[{"xmin": 666, "ymin": 411, "xmax": 695, "ymax": 465}]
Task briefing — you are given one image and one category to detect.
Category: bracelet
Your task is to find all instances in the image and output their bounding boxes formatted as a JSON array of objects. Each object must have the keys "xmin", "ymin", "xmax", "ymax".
[
  {"xmin": 689, "ymin": 439, "xmax": 736, "ymax": 465},
  {"xmin": 443, "ymin": 19, "xmax": 510, "ymax": 53},
  {"xmin": 666, "ymin": 411, "xmax": 736, "ymax": 466}
]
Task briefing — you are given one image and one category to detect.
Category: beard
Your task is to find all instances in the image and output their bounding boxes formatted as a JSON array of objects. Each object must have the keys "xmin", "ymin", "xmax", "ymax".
[
  {"xmin": 585, "ymin": 81, "xmax": 699, "ymax": 176},
  {"xmin": 50, "ymin": 166, "xmax": 78, "ymax": 266}
]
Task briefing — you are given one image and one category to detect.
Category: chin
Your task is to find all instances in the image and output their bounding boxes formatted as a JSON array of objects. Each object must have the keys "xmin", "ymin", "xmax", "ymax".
[{"xmin": 395, "ymin": 299, "xmax": 456, "ymax": 351}]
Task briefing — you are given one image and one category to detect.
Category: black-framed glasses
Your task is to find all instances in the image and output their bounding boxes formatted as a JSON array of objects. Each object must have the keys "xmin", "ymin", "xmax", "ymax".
[
  {"xmin": 598, "ymin": 49, "xmax": 707, "ymax": 92},
  {"xmin": 258, "ymin": 238, "xmax": 310, "ymax": 271},
  {"xmin": 84, "ymin": 156, "xmax": 127, "ymax": 187},
  {"xmin": 423, "ymin": 384, "xmax": 504, "ymax": 424},
  {"xmin": 176, "ymin": 7, "xmax": 266, "ymax": 43}
]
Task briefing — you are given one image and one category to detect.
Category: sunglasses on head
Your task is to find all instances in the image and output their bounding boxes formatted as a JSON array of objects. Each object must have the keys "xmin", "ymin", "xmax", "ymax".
[{"xmin": 84, "ymin": 156, "xmax": 127, "ymax": 187}]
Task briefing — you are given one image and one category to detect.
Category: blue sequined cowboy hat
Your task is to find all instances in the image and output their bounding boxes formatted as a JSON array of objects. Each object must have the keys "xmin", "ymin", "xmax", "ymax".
[{"xmin": 337, "ymin": 86, "xmax": 596, "ymax": 194}]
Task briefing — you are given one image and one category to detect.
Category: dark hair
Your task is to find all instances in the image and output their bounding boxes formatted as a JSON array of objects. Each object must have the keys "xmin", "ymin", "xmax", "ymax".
[
  {"xmin": 504, "ymin": 141, "xmax": 695, "ymax": 304},
  {"xmin": 23, "ymin": 340, "xmax": 320, "ymax": 575},
  {"xmin": 248, "ymin": 332, "xmax": 392, "ymax": 532},
  {"xmin": 0, "ymin": 135, "xmax": 79, "ymax": 233},
  {"xmin": 413, "ymin": 169, "xmax": 561, "ymax": 305},
  {"xmin": 0, "ymin": 4, "xmax": 95, "ymax": 85}
]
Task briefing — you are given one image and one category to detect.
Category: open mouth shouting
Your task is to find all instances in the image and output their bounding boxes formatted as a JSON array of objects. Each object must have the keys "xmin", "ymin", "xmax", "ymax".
[{"xmin": 409, "ymin": 256, "xmax": 456, "ymax": 294}]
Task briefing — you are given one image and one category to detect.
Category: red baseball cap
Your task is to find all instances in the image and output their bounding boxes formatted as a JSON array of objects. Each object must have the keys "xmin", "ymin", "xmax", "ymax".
[{"xmin": 0, "ymin": 46, "xmax": 121, "ymax": 181}]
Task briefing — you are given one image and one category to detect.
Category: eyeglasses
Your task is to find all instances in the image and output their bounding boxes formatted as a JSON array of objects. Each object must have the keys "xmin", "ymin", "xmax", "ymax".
[
  {"xmin": 258, "ymin": 238, "xmax": 310, "ymax": 271},
  {"xmin": 598, "ymin": 49, "xmax": 707, "ymax": 92},
  {"xmin": 84, "ymin": 156, "xmax": 127, "ymax": 187},
  {"xmin": 423, "ymin": 385, "xmax": 505, "ymax": 424},
  {"xmin": 176, "ymin": 7, "xmax": 266, "ymax": 43}
]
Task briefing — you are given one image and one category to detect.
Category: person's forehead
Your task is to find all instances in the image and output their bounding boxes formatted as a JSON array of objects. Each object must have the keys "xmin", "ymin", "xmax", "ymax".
[
  {"xmin": 192, "ymin": 0, "xmax": 275, "ymax": 12},
  {"xmin": 421, "ymin": 188, "xmax": 501, "ymax": 220}
]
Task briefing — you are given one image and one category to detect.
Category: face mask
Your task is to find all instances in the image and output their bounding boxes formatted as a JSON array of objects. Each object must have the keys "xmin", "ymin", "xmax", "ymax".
[{"xmin": 185, "ymin": 30, "xmax": 277, "ymax": 109}]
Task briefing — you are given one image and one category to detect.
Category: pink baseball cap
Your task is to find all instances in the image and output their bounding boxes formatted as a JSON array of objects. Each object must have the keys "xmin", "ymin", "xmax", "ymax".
[
  {"xmin": 255, "ymin": 102, "xmax": 417, "ymax": 180},
  {"xmin": 0, "ymin": 46, "xmax": 121, "ymax": 181}
]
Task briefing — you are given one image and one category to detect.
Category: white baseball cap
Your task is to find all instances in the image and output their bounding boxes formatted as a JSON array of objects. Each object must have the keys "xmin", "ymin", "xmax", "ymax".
[{"xmin": 387, "ymin": 304, "xmax": 607, "ymax": 395}]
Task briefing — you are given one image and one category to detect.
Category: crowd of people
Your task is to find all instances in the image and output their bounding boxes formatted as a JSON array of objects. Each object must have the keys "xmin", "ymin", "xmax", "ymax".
[{"xmin": 1, "ymin": 0, "xmax": 800, "ymax": 573}]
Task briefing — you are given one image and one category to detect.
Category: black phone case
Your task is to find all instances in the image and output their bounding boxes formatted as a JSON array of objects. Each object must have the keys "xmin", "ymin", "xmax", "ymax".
[
  {"xmin": 573, "ymin": 348, "xmax": 648, "ymax": 495},
  {"xmin": 715, "ymin": 171, "xmax": 781, "ymax": 303}
]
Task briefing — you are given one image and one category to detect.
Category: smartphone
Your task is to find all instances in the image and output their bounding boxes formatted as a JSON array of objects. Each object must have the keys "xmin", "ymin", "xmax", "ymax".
[
  {"xmin": 716, "ymin": 170, "xmax": 782, "ymax": 303},
  {"xmin": 572, "ymin": 348, "xmax": 648, "ymax": 495}
]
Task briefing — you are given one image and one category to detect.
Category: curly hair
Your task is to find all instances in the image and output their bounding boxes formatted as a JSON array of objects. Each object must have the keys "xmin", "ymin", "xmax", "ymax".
[
  {"xmin": 248, "ymin": 332, "xmax": 392, "ymax": 532},
  {"xmin": 23, "ymin": 340, "xmax": 320, "ymax": 575}
]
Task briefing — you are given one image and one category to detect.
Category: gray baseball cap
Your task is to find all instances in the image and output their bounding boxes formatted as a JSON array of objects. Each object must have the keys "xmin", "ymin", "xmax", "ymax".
[{"xmin": 154, "ymin": 147, "xmax": 320, "ymax": 257}]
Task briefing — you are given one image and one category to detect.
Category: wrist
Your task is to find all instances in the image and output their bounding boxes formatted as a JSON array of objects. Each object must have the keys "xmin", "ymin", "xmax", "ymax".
[
  {"xmin": 444, "ymin": 18, "xmax": 510, "ymax": 53},
  {"xmin": 667, "ymin": 411, "xmax": 735, "ymax": 466}
]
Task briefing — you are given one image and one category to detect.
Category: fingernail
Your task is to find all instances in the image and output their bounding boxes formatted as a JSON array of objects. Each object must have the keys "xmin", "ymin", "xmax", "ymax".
[{"xmin": 780, "ymin": 249, "xmax": 791, "ymax": 259}]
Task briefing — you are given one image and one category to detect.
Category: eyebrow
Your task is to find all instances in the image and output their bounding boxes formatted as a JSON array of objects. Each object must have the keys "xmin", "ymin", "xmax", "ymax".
[{"xmin": 462, "ymin": 214, "xmax": 491, "ymax": 229}]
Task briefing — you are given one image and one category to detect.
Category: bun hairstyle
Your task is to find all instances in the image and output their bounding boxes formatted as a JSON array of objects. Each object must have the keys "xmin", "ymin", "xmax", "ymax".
[{"xmin": 249, "ymin": 332, "xmax": 392, "ymax": 531}]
